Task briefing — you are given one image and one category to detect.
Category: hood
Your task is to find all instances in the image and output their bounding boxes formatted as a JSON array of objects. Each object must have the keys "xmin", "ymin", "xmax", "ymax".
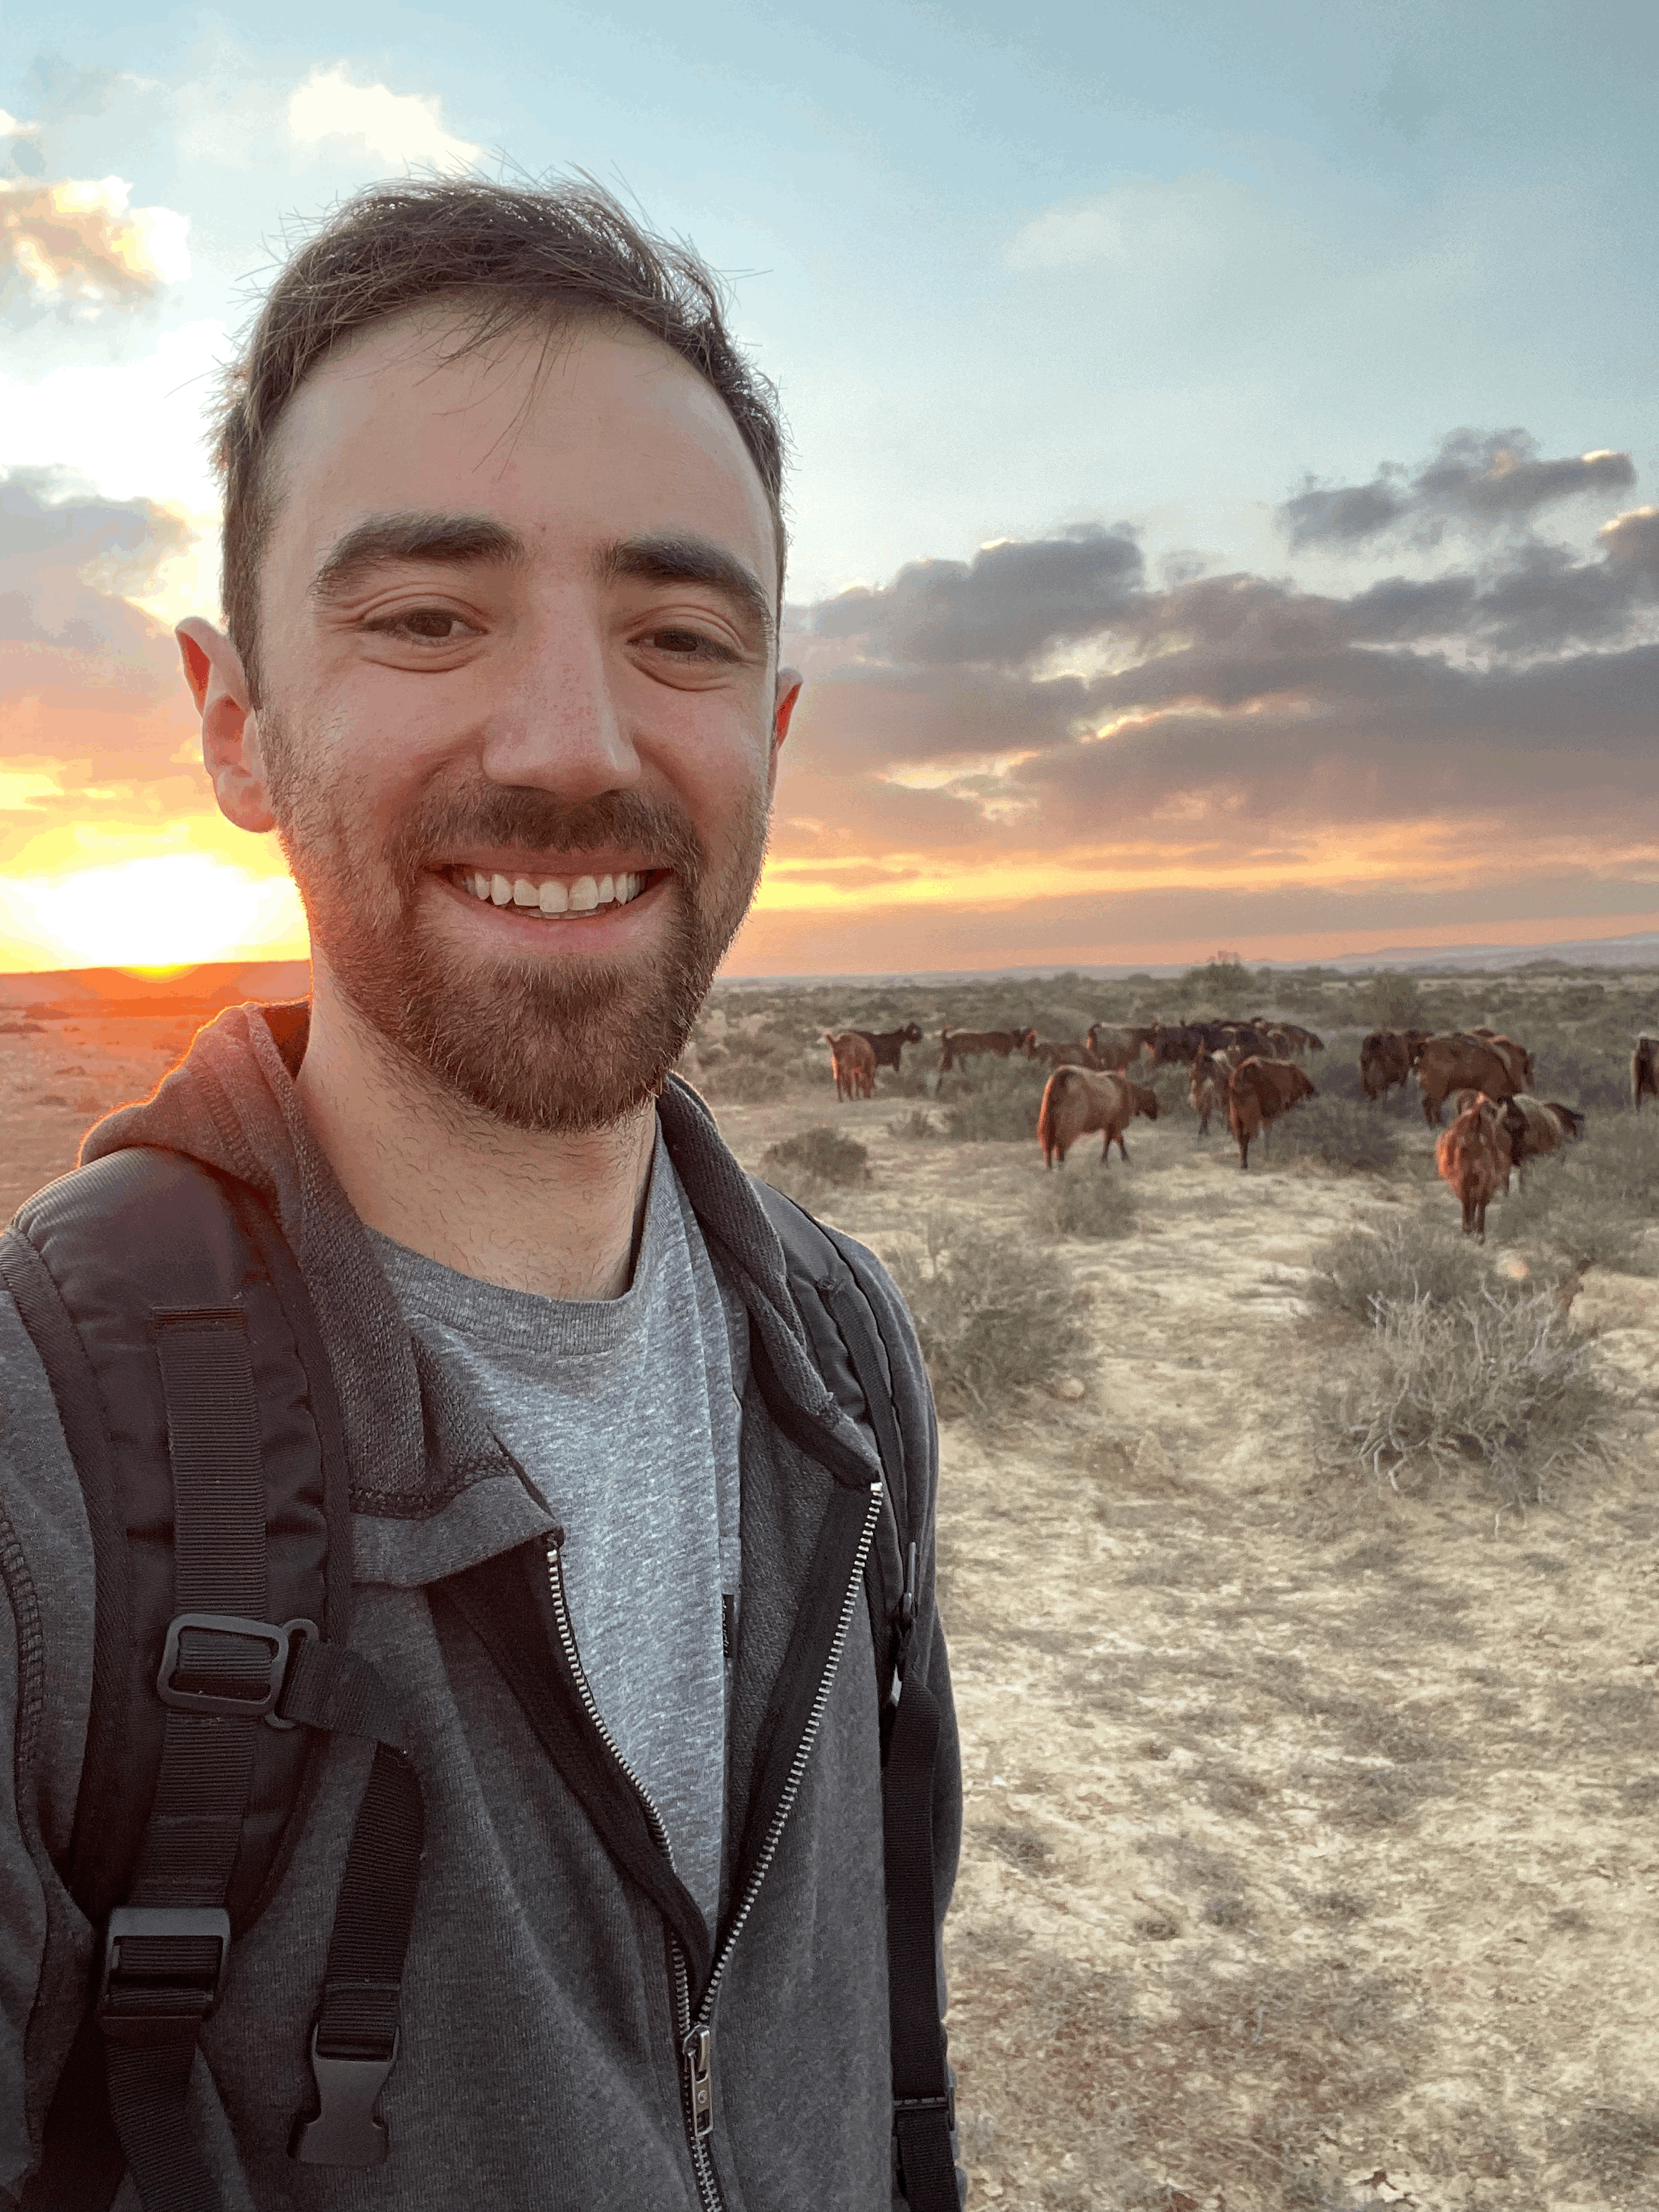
[{"xmin": 79, "ymin": 1001, "xmax": 856, "ymax": 1581}]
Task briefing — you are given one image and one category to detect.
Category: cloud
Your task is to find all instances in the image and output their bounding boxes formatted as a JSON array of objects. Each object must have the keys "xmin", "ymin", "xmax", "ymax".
[
  {"xmin": 1279, "ymin": 428, "xmax": 1637, "ymax": 551},
  {"xmin": 0, "ymin": 468, "xmax": 198, "ymax": 865},
  {"xmin": 806, "ymin": 528, "xmax": 1144, "ymax": 665},
  {"xmin": 1004, "ymin": 194, "xmax": 1125, "ymax": 270},
  {"xmin": 0, "ymin": 175, "xmax": 189, "ymax": 322},
  {"xmin": 287, "ymin": 66, "xmax": 481, "ymax": 170},
  {"xmin": 776, "ymin": 453, "xmax": 1659, "ymax": 893}
]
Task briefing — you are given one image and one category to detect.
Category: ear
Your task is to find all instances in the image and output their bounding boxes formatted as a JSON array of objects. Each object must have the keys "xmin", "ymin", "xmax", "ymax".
[
  {"xmin": 177, "ymin": 617, "xmax": 277, "ymax": 835},
  {"xmin": 771, "ymin": 666, "xmax": 803, "ymax": 754}
]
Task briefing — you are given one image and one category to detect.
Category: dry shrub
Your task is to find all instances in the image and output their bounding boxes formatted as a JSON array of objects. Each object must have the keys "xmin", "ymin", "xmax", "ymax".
[
  {"xmin": 759, "ymin": 1125, "xmax": 869, "ymax": 1209},
  {"xmin": 1336, "ymin": 1284, "xmax": 1610, "ymax": 1509},
  {"xmin": 1271, "ymin": 1096, "xmax": 1396, "ymax": 1173},
  {"xmin": 1037, "ymin": 1168, "xmax": 1138, "ymax": 1242},
  {"xmin": 1305, "ymin": 1218, "xmax": 1494, "ymax": 1324},
  {"xmin": 889, "ymin": 1107, "xmax": 938, "ymax": 1141},
  {"xmin": 939, "ymin": 1057, "xmax": 1050, "ymax": 1143},
  {"xmin": 886, "ymin": 1220, "xmax": 1084, "ymax": 1414},
  {"xmin": 1499, "ymin": 1112, "xmax": 1659, "ymax": 1274},
  {"xmin": 701, "ymin": 1056, "xmax": 782, "ymax": 1104}
]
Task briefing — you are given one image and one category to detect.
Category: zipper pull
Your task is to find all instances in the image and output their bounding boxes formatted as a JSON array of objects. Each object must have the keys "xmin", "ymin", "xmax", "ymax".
[{"xmin": 683, "ymin": 2026, "xmax": 713, "ymax": 2139}]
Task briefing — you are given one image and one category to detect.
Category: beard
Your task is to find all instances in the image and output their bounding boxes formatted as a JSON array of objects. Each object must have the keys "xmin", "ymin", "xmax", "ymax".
[{"xmin": 265, "ymin": 729, "xmax": 769, "ymax": 1134}]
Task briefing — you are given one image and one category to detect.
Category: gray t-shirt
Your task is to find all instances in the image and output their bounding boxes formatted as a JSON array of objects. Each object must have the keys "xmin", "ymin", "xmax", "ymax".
[{"xmin": 368, "ymin": 1132, "xmax": 745, "ymax": 1930}]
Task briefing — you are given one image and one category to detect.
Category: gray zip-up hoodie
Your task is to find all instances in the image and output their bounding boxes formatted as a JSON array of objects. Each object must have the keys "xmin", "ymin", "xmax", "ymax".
[{"xmin": 0, "ymin": 1003, "xmax": 961, "ymax": 2211}]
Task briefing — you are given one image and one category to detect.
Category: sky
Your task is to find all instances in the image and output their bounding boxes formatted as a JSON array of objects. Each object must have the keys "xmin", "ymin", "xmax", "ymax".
[{"xmin": 1, "ymin": 0, "xmax": 1656, "ymax": 975}]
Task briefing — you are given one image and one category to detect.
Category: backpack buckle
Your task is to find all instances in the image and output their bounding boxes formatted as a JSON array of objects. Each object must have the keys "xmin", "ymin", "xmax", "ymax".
[
  {"xmin": 156, "ymin": 1612, "xmax": 317, "ymax": 1724},
  {"xmin": 291, "ymin": 2024, "xmax": 398, "ymax": 2165},
  {"xmin": 98, "ymin": 1906, "xmax": 230, "ymax": 2037}
]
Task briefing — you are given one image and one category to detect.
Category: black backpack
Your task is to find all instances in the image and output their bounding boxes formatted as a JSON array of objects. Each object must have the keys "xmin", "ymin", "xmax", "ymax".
[{"xmin": 0, "ymin": 1147, "xmax": 958, "ymax": 2212}]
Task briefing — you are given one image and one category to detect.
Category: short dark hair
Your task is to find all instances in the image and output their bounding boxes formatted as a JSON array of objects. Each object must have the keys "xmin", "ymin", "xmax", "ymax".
[{"xmin": 213, "ymin": 178, "xmax": 788, "ymax": 705}]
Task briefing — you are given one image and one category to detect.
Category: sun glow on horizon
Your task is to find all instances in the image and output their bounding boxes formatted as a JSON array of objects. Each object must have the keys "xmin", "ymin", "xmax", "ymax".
[{"xmin": 2, "ymin": 855, "xmax": 307, "ymax": 971}]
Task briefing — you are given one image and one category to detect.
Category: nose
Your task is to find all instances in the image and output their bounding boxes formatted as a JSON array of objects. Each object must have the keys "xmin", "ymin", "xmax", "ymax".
[{"xmin": 475, "ymin": 588, "xmax": 641, "ymax": 802}]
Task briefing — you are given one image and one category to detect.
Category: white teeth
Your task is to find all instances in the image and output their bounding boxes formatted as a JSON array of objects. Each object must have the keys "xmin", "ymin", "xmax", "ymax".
[{"xmin": 461, "ymin": 866, "xmax": 647, "ymax": 914}]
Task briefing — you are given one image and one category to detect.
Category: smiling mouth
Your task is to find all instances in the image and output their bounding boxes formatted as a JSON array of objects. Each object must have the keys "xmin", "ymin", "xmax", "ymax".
[{"xmin": 445, "ymin": 865, "xmax": 656, "ymax": 918}]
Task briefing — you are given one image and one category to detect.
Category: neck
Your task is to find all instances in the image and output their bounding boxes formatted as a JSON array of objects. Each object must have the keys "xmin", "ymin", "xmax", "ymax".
[{"xmin": 294, "ymin": 971, "xmax": 657, "ymax": 1301}]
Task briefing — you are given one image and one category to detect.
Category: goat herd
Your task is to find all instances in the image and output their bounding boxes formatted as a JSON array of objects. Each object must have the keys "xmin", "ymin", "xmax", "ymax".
[{"xmin": 820, "ymin": 1020, "xmax": 1659, "ymax": 1241}]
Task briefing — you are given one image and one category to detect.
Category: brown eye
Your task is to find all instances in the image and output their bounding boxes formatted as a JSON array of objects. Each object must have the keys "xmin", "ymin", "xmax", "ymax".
[
  {"xmin": 645, "ymin": 627, "xmax": 735, "ymax": 661},
  {"xmin": 365, "ymin": 607, "xmax": 477, "ymax": 643}
]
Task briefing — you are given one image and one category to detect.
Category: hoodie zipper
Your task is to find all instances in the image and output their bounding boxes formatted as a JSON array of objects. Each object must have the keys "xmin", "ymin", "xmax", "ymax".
[{"xmin": 546, "ymin": 1476, "xmax": 883, "ymax": 2212}]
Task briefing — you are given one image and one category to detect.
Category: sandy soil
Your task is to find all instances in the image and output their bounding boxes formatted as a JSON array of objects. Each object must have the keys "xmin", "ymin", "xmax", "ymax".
[{"xmin": 6, "ymin": 1015, "xmax": 1659, "ymax": 2211}]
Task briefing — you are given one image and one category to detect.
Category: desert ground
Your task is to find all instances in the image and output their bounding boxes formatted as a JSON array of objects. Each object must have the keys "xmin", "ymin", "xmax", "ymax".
[{"xmin": 4, "ymin": 958, "xmax": 1659, "ymax": 2211}]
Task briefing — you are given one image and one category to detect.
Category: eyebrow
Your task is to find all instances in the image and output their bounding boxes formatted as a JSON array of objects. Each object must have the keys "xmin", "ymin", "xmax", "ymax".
[
  {"xmin": 311, "ymin": 512, "xmax": 526, "ymax": 602},
  {"xmin": 309, "ymin": 514, "xmax": 776, "ymax": 650},
  {"xmin": 597, "ymin": 533, "xmax": 776, "ymax": 651}
]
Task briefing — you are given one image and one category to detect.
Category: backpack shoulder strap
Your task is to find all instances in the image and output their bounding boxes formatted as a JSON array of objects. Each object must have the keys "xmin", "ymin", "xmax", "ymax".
[
  {"xmin": 750, "ymin": 1180, "xmax": 958, "ymax": 2210},
  {"xmin": 751, "ymin": 1180, "xmax": 911, "ymax": 1693},
  {"xmin": 2, "ymin": 1149, "xmax": 424, "ymax": 2208}
]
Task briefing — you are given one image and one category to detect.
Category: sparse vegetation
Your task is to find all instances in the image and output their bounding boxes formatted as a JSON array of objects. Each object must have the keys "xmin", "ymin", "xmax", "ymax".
[
  {"xmin": 758, "ymin": 1125, "xmax": 870, "ymax": 1208},
  {"xmin": 1499, "ymin": 1112, "xmax": 1659, "ymax": 1274},
  {"xmin": 938, "ymin": 1056, "xmax": 1049, "ymax": 1143},
  {"xmin": 887, "ymin": 1218, "xmax": 1084, "ymax": 1414},
  {"xmin": 1036, "ymin": 1165, "xmax": 1138, "ymax": 1241},
  {"xmin": 1270, "ymin": 1095, "xmax": 1397, "ymax": 1172},
  {"xmin": 1335, "ymin": 1282, "xmax": 1610, "ymax": 1507},
  {"xmin": 888, "ymin": 1106, "xmax": 938, "ymax": 1140},
  {"xmin": 1306, "ymin": 1218, "xmax": 1499, "ymax": 1323}
]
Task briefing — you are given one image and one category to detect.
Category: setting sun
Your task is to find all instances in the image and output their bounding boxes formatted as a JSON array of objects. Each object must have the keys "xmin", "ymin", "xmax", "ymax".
[{"xmin": 5, "ymin": 855, "xmax": 307, "ymax": 972}]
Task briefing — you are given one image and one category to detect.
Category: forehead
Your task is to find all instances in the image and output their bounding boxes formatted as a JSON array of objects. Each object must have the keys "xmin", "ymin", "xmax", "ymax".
[{"xmin": 262, "ymin": 308, "xmax": 778, "ymax": 597}]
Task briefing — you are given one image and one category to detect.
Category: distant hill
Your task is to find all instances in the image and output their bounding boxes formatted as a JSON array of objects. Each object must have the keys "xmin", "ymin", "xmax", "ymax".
[
  {"xmin": 2, "ymin": 928, "xmax": 1657, "ymax": 1009},
  {"xmin": 0, "ymin": 961, "xmax": 311, "ymax": 1016}
]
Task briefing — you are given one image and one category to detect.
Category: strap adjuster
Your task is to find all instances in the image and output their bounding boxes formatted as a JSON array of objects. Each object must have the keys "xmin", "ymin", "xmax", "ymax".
[
  {"xmin": 894, "ymin": 2090, "xmax": 955, "ymax": 2128},
  {"xmin": 156, "ymin": 1612, "xmax": 317, "ymax": 1723},
  {"xmin": 98, "ymin": 1906, "xmax": 231, "ymax": 2034}
]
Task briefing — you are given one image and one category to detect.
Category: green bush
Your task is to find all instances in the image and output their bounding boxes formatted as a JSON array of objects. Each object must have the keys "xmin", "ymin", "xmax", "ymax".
[
  {"xmin": 887, "ymin": 1221, "xmax": 1085, "ymax": 1415},
  {"xmin": 1036, "ymin": 1168, "xmax": 1137, "ymax": 1242},
  {"xmin": 938, "ymin": 1057, "xmax": 1050, "ymax": 1143}
]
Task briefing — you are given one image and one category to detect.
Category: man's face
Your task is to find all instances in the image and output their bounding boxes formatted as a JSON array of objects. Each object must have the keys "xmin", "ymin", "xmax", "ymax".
[{"xmin": 241, "ymin": 310, "xmax": 792, "ymax": 1132}]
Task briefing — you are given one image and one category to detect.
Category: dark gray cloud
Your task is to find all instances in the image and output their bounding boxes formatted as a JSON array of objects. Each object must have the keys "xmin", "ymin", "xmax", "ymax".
[
  {"xmin": 774, "ymin": 468, "xmax": 1659, "ymax": 873},
  {"xmin": 805, "ymin": 524, "xmax": 1143, "ymax": 665},
  {"xmin": 1278, "ymin": 428, "xmax": 1638, "ymax": 551}
]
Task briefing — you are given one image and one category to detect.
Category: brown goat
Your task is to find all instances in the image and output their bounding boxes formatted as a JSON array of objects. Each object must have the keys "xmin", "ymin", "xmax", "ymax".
[
  {"xmin": 1413, "ymin": 1034, "xmax": 1518, "ymax": 1126},
  {"xmin": 849, "ymin": 1022, "xmax": 923, "ymax": 1072},
  {"xmin": 939, "ymin": 1026, "xmax": 1036, "ymax": 1072},
  {"xmin": 1436, "ymin": 1094, "xmax": 1514, "ymax": 1239},
  {"xmin": 822, "ymin": 1029, "xmax": 876, "ymax": 1102},
  {"xmin": 1037, "ymin": 1067, "xmax": 1160, "ymax": 1167},
  {"xmin": 1635, "ymin": 1037, "xmax": 1658, "ymax": 1111},
  {"xmin": 1084, "ymin": 1023, "xmax": 1155, "ymax": 1069},
  {"xmin": 1359, "ymin": 1027, "xmax": 1428, "ymax": 1100},
  {"xmin": 1226, "ymin": 1057, "xmax": 1317, "ymax": 1170},
  {"xmin": 1468, "ymin": 1027, "xmax": 1534, "ymax": 1092}
]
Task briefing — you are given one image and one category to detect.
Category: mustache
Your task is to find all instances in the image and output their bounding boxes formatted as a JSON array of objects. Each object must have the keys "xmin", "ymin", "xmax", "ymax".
[{"xmin": 389, "ymin": 783, "xmax": 707, "ymax": 888}]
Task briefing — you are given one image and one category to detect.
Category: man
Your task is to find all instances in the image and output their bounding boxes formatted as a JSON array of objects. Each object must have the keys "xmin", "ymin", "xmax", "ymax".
[{"xmin": 0, "ymin": 179, "xmax": 960, "ymax": 2210}]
